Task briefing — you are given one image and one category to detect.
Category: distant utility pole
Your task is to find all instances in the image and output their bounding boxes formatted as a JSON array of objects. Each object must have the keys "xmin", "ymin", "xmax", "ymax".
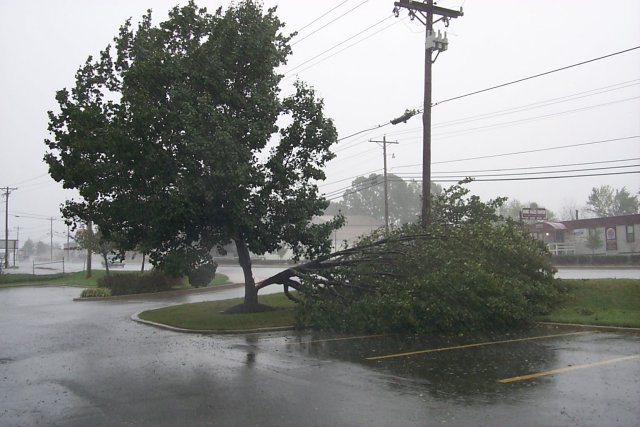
[
  {"xmin": 393, "ymin": 0, "xmax": 463, "ymax": 226},
  {"xmin": 50, "ymin": 217, "xmax": 54, "ymax": 261},
  {"xmin": 370, "ymin": 136, "xmax": 399, "ymax": 233},
  {"xmin": 3, "ymin": 187, "xmax": 18, "ymax": 269}
]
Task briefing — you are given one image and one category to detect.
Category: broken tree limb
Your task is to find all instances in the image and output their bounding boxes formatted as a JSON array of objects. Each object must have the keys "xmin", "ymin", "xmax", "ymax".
[{"xmin": 255, "ymin": 232, "xmax": 445, "ymax": 301}]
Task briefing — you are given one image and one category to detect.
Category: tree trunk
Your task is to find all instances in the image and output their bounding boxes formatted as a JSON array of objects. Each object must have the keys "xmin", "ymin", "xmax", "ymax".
[
  {"xmin": 86, "ymin": 249, "xmax": 92, "ymax": 279},
  {"xmin": 85, "ymin": 220, "xmax": 93, "ymax": 279},
  {"xmin": 141, "ymin": 252, "xmax": 146, "ymax": 273},
  {"xmin": 102, "ymin": 253, "xmax": 110, "ymax": 276},
  {"xmin": 234, "ymin": 237, "xmax": 259, "ymax": 309}
]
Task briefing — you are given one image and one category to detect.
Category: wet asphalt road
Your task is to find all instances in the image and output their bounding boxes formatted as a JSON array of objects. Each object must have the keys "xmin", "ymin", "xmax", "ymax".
[{"xmin": 1, "ymin": 286, "xmax": 639, "ymax": 427}]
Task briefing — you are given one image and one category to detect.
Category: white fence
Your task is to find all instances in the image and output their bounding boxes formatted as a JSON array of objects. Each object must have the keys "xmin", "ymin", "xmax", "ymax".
[{"xmin": 547, "ymin": 243, "xmax": 575, "ymax": 255}]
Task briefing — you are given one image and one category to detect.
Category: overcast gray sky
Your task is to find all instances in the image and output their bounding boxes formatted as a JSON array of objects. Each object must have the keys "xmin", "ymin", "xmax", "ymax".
[{"xmin": 1, "ymin": 0, "xmax": 639, "ymax": 246}]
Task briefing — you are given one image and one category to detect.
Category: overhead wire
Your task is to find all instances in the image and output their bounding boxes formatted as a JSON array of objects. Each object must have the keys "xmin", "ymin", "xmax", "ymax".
[
  {"xmin": 336, "ymin": 46, "xmax": 640, "ymax": 143},
  {"xmin": 386, "ymin": 96, "xmax": 640, "ymax": 142},
  {"xmin": 324, "ymin": 168, "xmax": 640, "ymax": 201},
  {"xmin": 384, "ymin": 79, "xmax": 640, "ymax": 139},
  {"xmin": 292, "ymin": 0, "xmax": 369, "ymax": 46},
  {"xmin": 327, "ymin": 157, "xmax": 640, "ymax": 189},
  {"xmin": 432, "ymin": 135, "xmax": 639, "ymax": 166},
  {"xmin": 331, "ymin": 80, "xmax": 640, "ymax": 161},
  {"xmin": 294, "ymin": 0, "xmax": 353, "ymax": 34},
  {"xmin": 428, "ymin": 157, "xmax": 640, "ymax": 174},
  {"xmin": 320, "ymin": 137, "xmax": 640, "ymax": 199},
  {"xmin": 284, "ymin": 15, "xmax": 395, "ymax": 76},
  {"xmin": 430, "ymin": 45, "xmax": 640, "ymax": 107},
  {"xmin": 397, "ymin": 163, "xmax": 640, "ymax": 179}
]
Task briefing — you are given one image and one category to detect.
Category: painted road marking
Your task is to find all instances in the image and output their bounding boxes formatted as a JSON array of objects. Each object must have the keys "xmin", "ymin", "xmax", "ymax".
[
  {"xmin": 498, "ymin": 354, "xmax": 640, "ymax": 383},
  {"xmin": 298, "ymin": 334, "xmax": 386, "ymax": 345},
  {"xmin": 365, "ymin": 331, "xmax": 593, "ymax": 361}
]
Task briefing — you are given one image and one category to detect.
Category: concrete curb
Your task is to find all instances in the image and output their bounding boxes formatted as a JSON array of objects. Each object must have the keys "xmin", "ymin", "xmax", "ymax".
[
  {"xmin": 130, "ymin": 312, "xmax": 295, "ymax": 335},
  {"xmin": 538, "ymin": 321, "xmax": 640, "ymax": 334}
]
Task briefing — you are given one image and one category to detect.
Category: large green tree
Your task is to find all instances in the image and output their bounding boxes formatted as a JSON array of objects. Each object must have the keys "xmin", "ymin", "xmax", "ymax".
[
  {"xmin": 586, "ymin": 185, "xmax": 639, "ymax": 217},
  {"xmin": 44, "ymin": 1, "xmax": 342, "ymax": 310}
]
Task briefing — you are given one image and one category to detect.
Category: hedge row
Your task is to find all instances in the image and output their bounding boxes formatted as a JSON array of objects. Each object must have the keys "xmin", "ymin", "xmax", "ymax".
[{"xmin": 97, "ymin": 271, "xmax": 182, "ymax": 296}]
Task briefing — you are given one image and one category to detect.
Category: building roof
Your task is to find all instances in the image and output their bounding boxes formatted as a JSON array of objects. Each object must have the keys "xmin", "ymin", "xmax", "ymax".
[
  {"xmin": 528, "ymin": 214, "xmax": 640, "ymax": 232},
  {"xmin": 559, "ymin": 214, "xmax": 640, "ymax": 230}
]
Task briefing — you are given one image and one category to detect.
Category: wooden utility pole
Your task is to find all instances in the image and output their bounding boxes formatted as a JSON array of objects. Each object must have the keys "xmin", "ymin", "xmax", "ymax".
[
  {"xmin": 393, "ymin": 0, "xmax": 463, "ymax": 226},
  {"xmin": 50, "ymin": 217, "xmax": 53, "ymax": 261},
  {"xmin": 370, "ymin": 136, "xmax": 399, "ymax": 233},
  {"xmin": 3, "ymin": 187, "xmax": 17, "ymax": 269}
]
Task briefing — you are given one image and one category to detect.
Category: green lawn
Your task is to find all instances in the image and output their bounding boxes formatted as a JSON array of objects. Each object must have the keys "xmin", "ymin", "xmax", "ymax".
[
  {"xmin": 0, "ymin": 270, "xmax": 229, "ymax": 289},
  {"xmin": 138, "ymin": 292, "xmax": 296, "ymax": 331},
  {"xmin": 539, "ymin": 279, "xmax": 640, "ymax": 328}
]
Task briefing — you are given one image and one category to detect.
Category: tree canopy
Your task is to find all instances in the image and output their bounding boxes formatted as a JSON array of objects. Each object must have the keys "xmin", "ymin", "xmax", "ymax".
[
  {"xmin": 44, "ymin": 1, "xmax": 342, "ymax": 309},
  {"xmin": 332, "ymin": 173, "xmax": 441, "ymax": 225},
  {"xmin": 586, "ymin": 185, "xmax": 639, "ymax": 217}
]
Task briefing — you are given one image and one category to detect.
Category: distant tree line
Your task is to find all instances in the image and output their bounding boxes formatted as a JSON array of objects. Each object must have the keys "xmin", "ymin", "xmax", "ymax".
[{"xmin": 329, "ymin": 179, "xmax": 638, "ymax": 223}]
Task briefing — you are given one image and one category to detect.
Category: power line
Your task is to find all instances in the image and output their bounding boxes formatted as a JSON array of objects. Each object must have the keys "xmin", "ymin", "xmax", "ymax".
[
  {"xmin": 435, "ymin": 170, "xmax": 640, "ymax": 183},
  {"xmin": 337, "ymin": 122, "xmax": 393, "ymax": 142},
  {"xmin": 295, "ymin": 0, "xmax": 353, "ymax": 34},
  {"xmin": 8, "ymin": 173, "xmax": 50, "ymax": 187},
  {"xmin": 398, "ymin": 163, "xmax": 640, "ymax": 179},
  {"xmin": 323, "ymin": 169, "xmax": 640, "ymax": 202},
  {"xmin": 390, "ymin": 95, "xmax": 640, "ymax": 143},
  {"xmin": 430, "ymin": 79, "xmax": 640, "ymax": 129},
  {"xmin": 429, "ymin": 157, "xmax": 640, "ymax": 174},
  {"xmin": 431, "ymin": 45, "xmax": 640, "ymax": 107},
  {"xmin": 322, "ymin": 146, "xmax": 640, "ymax": 200},
  {"xmin": 334, "ymin": 80, "xmax": 640, "ymax": 159},
  {"xmin": 284, "ymin": 15, "xmax": 393, "ymax": 76},
  {"xmin": 410, "ymin": 135, "xmax": 638, "ymax": 166},
  {"xmin": 288, "ymin": 17, "xmax": 406, "ymax": 78},
  {"xmin": 338, "ymin": 47, "xmax": 640, "ymax": 144},
  {"xmin": 9, "ymin": 212, "xmax": 65, "ymax": 222},
  {"xmin": 292, "ymin": 0, "xmax": 369, "ymax": 46},
  {"xmin": 430, "ymin": 96, "xmax": 640, "ymax": 140},
  {"xmin": 323, "ymin": 156, "xmax": 640, "ymax": 193}
]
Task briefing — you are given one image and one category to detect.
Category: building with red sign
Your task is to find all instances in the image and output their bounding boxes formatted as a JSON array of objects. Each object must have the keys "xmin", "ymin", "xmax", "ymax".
[{"xmin": 527, "ymin": 214, "xmax": 640, "ymax": 256}]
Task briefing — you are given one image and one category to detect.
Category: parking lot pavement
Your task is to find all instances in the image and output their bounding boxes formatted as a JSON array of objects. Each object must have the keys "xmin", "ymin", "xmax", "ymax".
[{"xmin": 1, "ymin": 286, "xmax": 639, "ymax": 427}]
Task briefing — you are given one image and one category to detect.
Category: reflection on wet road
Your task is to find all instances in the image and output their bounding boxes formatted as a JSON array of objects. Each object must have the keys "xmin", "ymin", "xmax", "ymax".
[{"xmin": 1, "ymin": 286, "xmax": 639, "ymax": 427}]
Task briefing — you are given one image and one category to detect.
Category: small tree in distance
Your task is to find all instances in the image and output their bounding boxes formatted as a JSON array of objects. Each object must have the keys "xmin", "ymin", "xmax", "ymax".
[
  {"xmin": 74, "ymin": 228, "xmax": 118, "ymax": 276},
  {"xmin": 585, "ymin": 230, "xmax": 603, "ymax": 256}
]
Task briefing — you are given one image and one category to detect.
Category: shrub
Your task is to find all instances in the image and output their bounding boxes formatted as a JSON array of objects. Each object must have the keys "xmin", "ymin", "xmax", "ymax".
[
  {"xmin": 294, "ymin": 181, "xmax": 562, "ymax": 335},
  {"xmin": 80, "ymin": 287, "xmax": 112, "ymax": 298},
  {"xmin": 188, "ymin": 262, "xmax": 218, "ymax": 287},
  {"xmin": 98, "ymin": 271, "xmax": 181, "ymax": 296}
]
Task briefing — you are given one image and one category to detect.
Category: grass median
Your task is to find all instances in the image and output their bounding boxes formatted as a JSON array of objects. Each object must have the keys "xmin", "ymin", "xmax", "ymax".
[
  {"xmin": 138, "ymin": 278, "xmax": 640, "ymax": 332},
  {"xmin": 539, "ymin": 279, "xmax": 640, "ymax": 328},
  {"xmin": 138, "ymin": 292, "xmax": 296, "ymax": 331}
]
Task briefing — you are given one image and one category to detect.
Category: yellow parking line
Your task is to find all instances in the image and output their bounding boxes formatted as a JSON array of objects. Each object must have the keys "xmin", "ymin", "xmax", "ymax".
[
  {"xmin": 366, "ymin": 331, "xmax": 593, "ymax": 361},
  {"xmin": 298, "ymin": 334, "xmax": 386, "ymax": 345},
  {"xmin": 499, "ymin": 354, "xmax": 640, "ymax": 383}
]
